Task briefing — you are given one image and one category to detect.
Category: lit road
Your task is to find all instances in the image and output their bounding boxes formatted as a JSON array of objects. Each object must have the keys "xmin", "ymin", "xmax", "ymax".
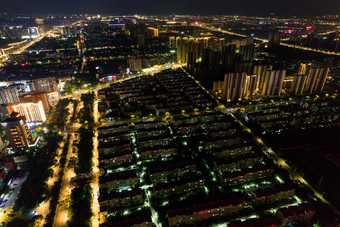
[
  {"xmin": 53, "ymin": 98, "xmax": 82, "ymax": 226},
  {"xmin": 317, "ymin": 30, "xmax": 337, "ymax": 36},
  {"xmin": 91, "ymin": 129, "xmax": 100, "ymax": 227},
  {"xmin": 53, "ymin": 133, "xmax": 77, "ymax": 227},
  {"xmin": 0, "ymin": 29, "xmax": 55, "ymax": 66},
  {"xmin": 67, "ymin": 102, "xmax": 74, "ymax": 124},
  {"xmin": 141, "ymin": 63, "xmax": 185, "ymax": 75},
  {"xmin": 0, "ymin": 20, "xmax": 82, "ymax": 66},
  {"xmin": 201, "ymin": 24, "xmax": 340, "ymax": 56},
  {"xmin": 36, "ymin": 135, "xmax": 67, "ymax": 227},
  {"xmin": 94, "ymin": 99, "xmax": 100, "ymax": 124},
  {"xmin": 0, "ymin": 40, "xmax": 27, "ymax": 64},
  {"xmin": 62, "ymin": 62, "xmax": 184, "ymax": 111}
]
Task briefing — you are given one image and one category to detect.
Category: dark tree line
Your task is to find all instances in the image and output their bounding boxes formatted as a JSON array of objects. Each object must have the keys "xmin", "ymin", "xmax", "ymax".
[{"xmin": 14, "ymin": 132, "xmax": 63, "ymax": 211}]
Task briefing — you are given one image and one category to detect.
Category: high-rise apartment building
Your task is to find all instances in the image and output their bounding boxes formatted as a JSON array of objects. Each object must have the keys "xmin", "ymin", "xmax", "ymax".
[
  {"xmin": 304, "ymin": 67, "xmax": 330, "ymax": 93},
  {"xmin": 298, "ymin": 63, "xmax": 313, "ymax": 75},
  {"xmin": 186, "ymin": 52, "xmax": 196, "ymax": 71},
  {"xmin": 29, "ymin": 77, "xmax": 58, "ymax": 93},
  {"xmin": 221, "ymin": 44, "xmax": 237, "ymax": 66},
  {"xmin": 253, "ymin": 65, "xmax": 273, "ymax": 92},
  {"xmin": 244, "ymin": 74, "xmax": 259, "ymax": 98},
  {"xmin": 291, "ymin": 74, "xmax": 308, "ymax": 95},
  {"xmin": 12, "ymin": 101, "xmax": 47, "ymax": 122},
  {"xmin": 128, "ymin": 56, "xmax": 142, "ymax": 72},
  {"xmin": 268, "ymin": 33, "xmax": 282, "ymax": 45},
  {"xmin": 147, "ymin": 27, "xmax": 159, "ymax": 37},
  {"xmin": 239, "ymin": 44, "xmax": 254, "ymax": 61},
  {"xmin": 137, "ymin": 33, "xmax": 145, "ymax": 46},
  {"xmin": 222, "ymin": 73, "xmax": 259, "ymax": 101},
  {"xmin": 296, "ymin": 63, "xmax": 329, "ymax": 94},
  {"xmin": 207, "ymin": 37, "xmax": 225, "ymax": 51},
  {"xmin": 1, "ymin": 112, "xmax": 32, "ymax": 150},
  {"xmin": 0, "ymin": 87, "xmax": 20, "ymax": 105},
  {"xmin": 175, "ymin": 37, "xmax": 182, "ymax": 48},
  {"xmin": 223, "ymin": 73, "xmax": 247, "ymax": 101},
  {"xmin": 0, "ymin": 105, "xmax": 13, "ymax": 121},
  {"xmin": 177, "ymin": 41, "xmax": 206, "ymax": 64},
  {"xmin": 169, "ymin": 37, "xmax": 176, "ymax": 48},
  {"xmin": 229, "ymin": 37, "xmax": 253, "ymax": 49},
  {"xmin": 262, "ymin": 70, "xmax": 286, "ymax": 96},
  {"xmin": 20, "ymin": 92, "xmax": 50, "ymax": 112}
]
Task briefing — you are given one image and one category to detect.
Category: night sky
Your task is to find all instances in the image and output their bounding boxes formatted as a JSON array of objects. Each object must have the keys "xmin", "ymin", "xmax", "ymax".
[{"xmin": 0, "ymin": 0, "xmax": 339, "ymax": 16}]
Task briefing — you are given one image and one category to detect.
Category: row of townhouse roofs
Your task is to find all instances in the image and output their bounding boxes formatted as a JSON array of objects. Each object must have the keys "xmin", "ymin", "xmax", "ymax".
[
  {"xmin": 99, "ymin": 159, "xmax": 197, "ymax": 188},
  {"xmin": 98, "ymin": 136, "xmax": 251, "ymax": 170},
  {"xmin": 101, "ymin": 210, "xmax": 153, "ymax": 227},
  {"xmin": 99, "ymin": 174, "xmax": 205, "ymax": 210},
  {"xmin": 98, "ymin": 132, "xmax": 252, "ymax": 171},
  {"xmin": 96, "ymin": 113, "xmax": 323, "ymax": 227},
  {"xmin": 97, "ymin": 111, "xmax": 226, "ymax": 133},
  {"xmin": 98, "ymin": 72, "xmax": 217, "ymax": 115},
  {"xmin": 99, "ymin": 163, "xmax": 277, "ymax": 207},
  {"xmin": 213, "ymin": 153, "xmax": 263, "ymax": 173},
  {"xmin": 246, "ymin": 100, "xmax": 340, "ymax": 134},
  {"xmin": 100, "ymin": 203, "xmax": 317, "ymax": 227},
  {"xmin": 167, "ymin": 184, "xmax": 297, "ymax": 226},
  {"xmin": 225, "ymin": 204, "xmax": 316, "ymax": 227}
]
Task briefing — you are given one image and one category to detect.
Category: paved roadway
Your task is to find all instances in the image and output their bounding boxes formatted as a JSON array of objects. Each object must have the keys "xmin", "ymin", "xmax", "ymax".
[
  {"xmin": 91, "ymin": 129, "xmax": 100, "ymax": 227},
  {"xmin": 0, "ymin": 29, "xmax": 55, "ymax": 66},
  {"xmin": 53, "ymin": 133, "xmax": 77, "ymax": 227},
  {"xmin": 201, "ymin": 24, "xmax": 340, "ymax": 56},
  {"xmin": 91, "ymin": 94, "xmax": 101, "ymax": 227},
  {"xmin": 53, "ymin": 97, "xmax": 82, "ymax": 227}
]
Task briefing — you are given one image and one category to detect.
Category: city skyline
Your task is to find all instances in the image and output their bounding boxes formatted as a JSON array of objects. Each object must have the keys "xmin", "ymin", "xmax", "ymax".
[
  {"xmin": 0, "ymin": 0, "xmax": 339, "ymax": 16},
  {"xmin": 0, "ymin": 6, "xmax": 339, "ymax": 226}
]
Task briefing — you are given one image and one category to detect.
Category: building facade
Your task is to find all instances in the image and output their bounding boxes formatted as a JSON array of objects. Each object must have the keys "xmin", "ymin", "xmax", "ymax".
[
  {"xmin": 0, "ymin": 87, "xmax": 20, "ymax": 105},
  {"xmin": 12, "ymin": 101, "xmax": 47, "ymax": 122},
  {"xmin": 1, "ymin": 112, "xmax": 32, "ymax": 150},
  {"xmin": 262, "ymin": 70, "xmax": 286, "ymax": 96},
  {"xmin": 129, "ymin": 57, "xmax": 142, "ymax": 72},
  {"xmin": 29, "ymin": 77, "xmax": 58, "ymax": 92},
  {"xmin": 0, "ymin": 104, "xmax": 13, "ymax": 121},
  {"xmin": 20, "ymin": 91, "xmax": 50, "ymax": 112}
]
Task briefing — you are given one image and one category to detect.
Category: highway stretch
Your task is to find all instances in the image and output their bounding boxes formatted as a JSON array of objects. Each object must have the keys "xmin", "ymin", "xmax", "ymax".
[{"xmin": 201, "ymin": 24, "xmax": 340, "ymax": 56}]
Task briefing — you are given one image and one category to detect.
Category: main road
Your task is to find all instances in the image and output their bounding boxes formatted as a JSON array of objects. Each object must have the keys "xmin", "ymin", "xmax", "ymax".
[
  {"xmin": 53, "ymin": 99, "xmax": 82, "ymax": 227},
  {"xmin": 0, "ymin": 20, "xmax": 82, "ymax": 66},
  {"xmin": 0, "ymin": 29, "xmax": 55, "ymax": 66},
  {"xmin": 91, "ymin": 94, "xmax": 101, "ymax": 227},
  {"xmin": 201, "ymin": 24, "xmax": 340, "ymax": 56}
]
